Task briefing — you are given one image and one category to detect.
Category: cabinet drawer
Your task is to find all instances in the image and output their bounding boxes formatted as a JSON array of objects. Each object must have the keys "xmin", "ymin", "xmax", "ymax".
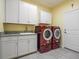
[
  {"xmin": 18, "ymin": 36, "xmax": 28, "ymax": 40},
  {"xmin": 1, "ymin": 37, "xmax": 17, "ymax": 42},
  {"xmin": 19, "ymin": 35, "xmax": 37, "ymax": 39},
  {"xmin": 27, "ymin": 35, "xmax": 37, "ymax": 39}
]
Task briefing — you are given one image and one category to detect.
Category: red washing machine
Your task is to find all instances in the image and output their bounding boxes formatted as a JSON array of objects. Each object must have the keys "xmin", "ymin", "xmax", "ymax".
[
  {"xmin": 35, "ymin": 26, "xmax": 52, "ymax": 53},
  {"xmin": 51, "ymin": 26, "xmax": 61, "ymax": 49}
]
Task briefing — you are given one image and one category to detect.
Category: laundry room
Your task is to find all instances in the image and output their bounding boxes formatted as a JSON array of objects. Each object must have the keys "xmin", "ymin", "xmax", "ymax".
[{"xmin": 0, "ymin": 0, "xmax": 79, "ymax": 59}]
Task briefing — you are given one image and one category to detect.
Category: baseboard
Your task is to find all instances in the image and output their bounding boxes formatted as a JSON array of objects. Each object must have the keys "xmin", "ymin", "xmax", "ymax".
[
  {"xmin": 64, "ymin": 47, "xmax": 79, "ymax": 53},
  {"xmin": 11, "ymin": 51, "xmax": 37, "ymax": 59}
]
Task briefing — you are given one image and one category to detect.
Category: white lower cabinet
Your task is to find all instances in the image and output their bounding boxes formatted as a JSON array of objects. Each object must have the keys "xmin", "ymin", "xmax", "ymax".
[
  {"xmin": 18, "ymin": 35, "xmax": 37, "ymax": 56},
  {"xmin": 0, "ymin": 36, "xmax": 18, "ymax": 59},
  {"xmin": 29, "ymin": 35, "xmax": 37, "ymax": 53},
  {"xmin": 0, "ymin": 34, "xmax": 37, "ymax": 59},
  {"xmin": 18, "ymin": 36, "xmax": 29, "ymax": 56}
]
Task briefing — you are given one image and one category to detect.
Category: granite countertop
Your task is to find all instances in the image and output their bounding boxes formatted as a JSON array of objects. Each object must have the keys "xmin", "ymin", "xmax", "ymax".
[{"xmin": 0, "ymin": 32, "xmax": 37, "ymax": 37}]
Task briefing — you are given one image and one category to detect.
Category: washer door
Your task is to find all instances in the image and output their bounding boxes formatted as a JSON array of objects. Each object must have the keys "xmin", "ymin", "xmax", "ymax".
[
  {"xmin": 54, "ymin": 29, "xmax": 61, "ymax": 39},
  {"xmin": 43, "ymin": 28, "xmax": 52, "ymax": 40}
]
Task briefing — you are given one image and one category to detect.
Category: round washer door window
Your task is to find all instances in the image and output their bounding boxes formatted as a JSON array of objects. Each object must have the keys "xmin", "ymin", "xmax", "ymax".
[
  {"xmin": 54, "ymin": 29, "xmax": 61, "ymax": 39},
  {"xmin": 43, "ymin": 28, "xmax": 52, "ymax": 40}
]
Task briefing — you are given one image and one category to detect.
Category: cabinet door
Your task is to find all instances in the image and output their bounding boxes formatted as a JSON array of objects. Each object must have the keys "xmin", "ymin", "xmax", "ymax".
[
  {"xmin": 40, "ymin": 10, "xmax": 52, "ymax": 24},
  {"xmin": 1, "ymin": 37, "xmax": 17, "ymax": 59},
  {"xmin": 19, "ymin": 1, "xmax": 29, "ymax": 24},
  {"xmin": 40, "ymin": 10, "xmax": 47, "ymax": 23},
  {"xmin": 45, "ymin": 12, "xmax": 52, "ymax": 24},
  {"xmin": 18, "ymin": 36, "xmax": 29, "ymax": 56},
  {"xmin": 29, "ymin": 4, "xmax": 38, "ymax": 25},
  {"xmin": 5, "ymin": 0, "xmax": 19, "ymax": 23},
  {"xmin": 29, "ymin": 35, "xmax": 37, "ymax": 53}
]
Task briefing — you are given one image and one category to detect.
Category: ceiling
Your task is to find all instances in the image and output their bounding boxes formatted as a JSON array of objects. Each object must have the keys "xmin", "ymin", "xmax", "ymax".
[
  {"xmin": 37, "ymin": 0, "xmax": 65, "ymax": 7},
  {"xmin": 24, "ymin": 0, "xmax": 65, "ymax": 8}
]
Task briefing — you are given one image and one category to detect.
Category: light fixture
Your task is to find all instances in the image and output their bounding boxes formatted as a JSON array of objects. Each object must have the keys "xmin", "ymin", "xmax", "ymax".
[{"xmin": 70, "ymin": 0, "xmax": 74, "ymax": 8}]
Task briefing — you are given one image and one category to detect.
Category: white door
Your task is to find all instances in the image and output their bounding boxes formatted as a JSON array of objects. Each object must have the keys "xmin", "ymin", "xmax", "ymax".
[
  {"xmin": 18, "ymin": 36, "xmax": 29, "ymax": 56},
  {"xmin": 64, "ymin": 9, "xmax": 79, "ymax": 52},
  {"xmin": 1, "ymin": 37, "xmax": 17, "ymax": 59},
  {"xmin": 5, "ymin": 0, "xmax": 19, "ymax": 23},
  {"xmin": 29, "ymin": 35, "xmax": 37, "ymax": 53}
]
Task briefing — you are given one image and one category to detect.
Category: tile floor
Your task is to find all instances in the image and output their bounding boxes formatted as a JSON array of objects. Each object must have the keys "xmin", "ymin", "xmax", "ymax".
[{"xmin": 19, "ymin": 48, "xmax": 79, "ymax": 59}]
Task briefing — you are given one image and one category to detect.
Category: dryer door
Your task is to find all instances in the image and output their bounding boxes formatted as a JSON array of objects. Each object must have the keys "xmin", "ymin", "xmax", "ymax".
[
  {"xmin": 43, "ymin": 28, "xmax": 52, "ymax": 41},
  {"xmin": 54, "ymin": 29, "xmax": 61, "ymax": 39}
]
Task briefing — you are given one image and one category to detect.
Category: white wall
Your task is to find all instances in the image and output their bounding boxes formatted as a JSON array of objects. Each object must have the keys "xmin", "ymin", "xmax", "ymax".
[{"xmin": 0, "ymin": 0, "xmax": 5, "ymax": 32}]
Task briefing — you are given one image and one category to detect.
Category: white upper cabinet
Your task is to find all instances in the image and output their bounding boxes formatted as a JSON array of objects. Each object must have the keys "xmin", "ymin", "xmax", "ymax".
[
  {"xmin": 4, "ymin": 0, "xmax": 52, "ymax": 25},
  {"xmin": 46, "ymin": 12, "xmax": 52, "ymax": 24},
  {"xmin": 40, "ymin": 10, "xmax": 52, "ymax": 24},
  {"xmin": 40, "ymin": 10, "xmax": 47, "ymax": 23},
  {"xmin": 0, "ymin": 0, "xmax": 4, "ymax": 32},
  {"xmin": 5, "ymin": 0, "xmax": 19, "ymax": 23},
  {"xmin": 5, "ymin": 0, "xmax": 39, "ymax": 25},
  {"xmin": 19, "ymin": 1, "xmax": 29, "ymax": 24},
  {"xmin": 19, "ymin": 1, "xmax": 39, "ymax": 25},
  {"xmin": 28, "ymin": 4, "xmax": 39, "ymax": 25}
]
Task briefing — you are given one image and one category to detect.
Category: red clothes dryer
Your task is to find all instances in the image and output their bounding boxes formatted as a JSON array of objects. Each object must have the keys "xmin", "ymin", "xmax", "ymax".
[
  {"xmin": 51, "ymin": 26, "xmax": 61, "ymax": 49},
  {"xmin": 35, "ymin": 26, "xmax": 52, "ymax": 53}
]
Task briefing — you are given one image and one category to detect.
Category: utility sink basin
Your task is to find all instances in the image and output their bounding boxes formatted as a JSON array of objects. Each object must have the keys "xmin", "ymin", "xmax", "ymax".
[{"xmin": 20, "ymin": 33, "xmax": 36, "ymax": 35}]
